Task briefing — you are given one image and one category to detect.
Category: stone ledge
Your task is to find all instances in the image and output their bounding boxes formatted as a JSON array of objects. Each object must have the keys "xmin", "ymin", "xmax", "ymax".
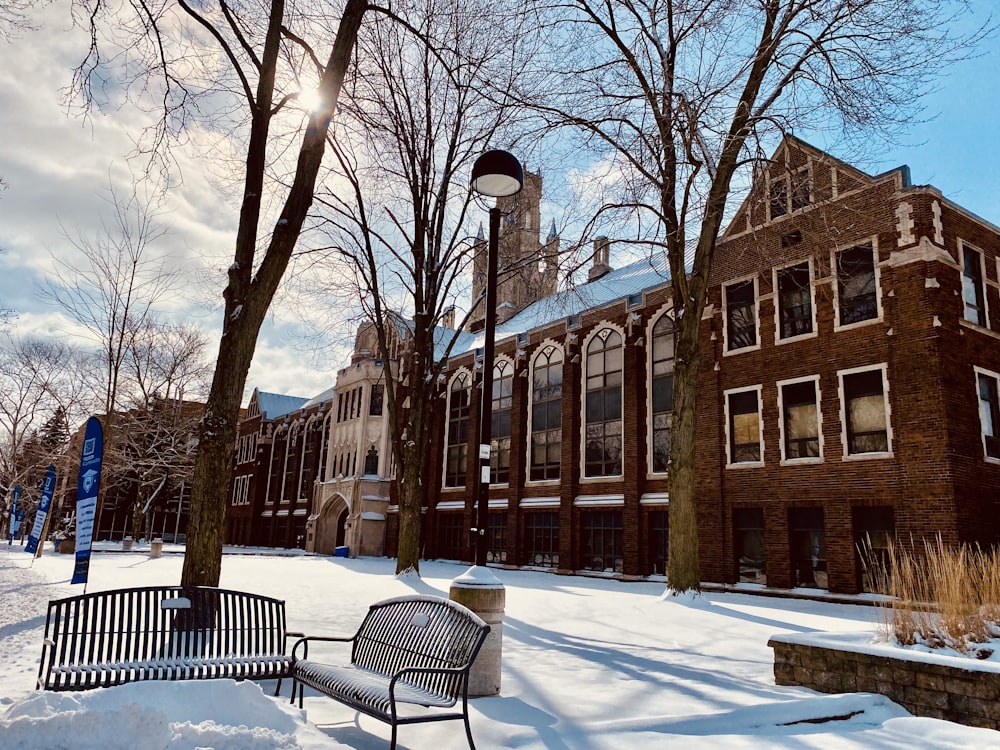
[{"xmin": 769, "ymin": 635, "xmax": 1000, "ymax": 730}]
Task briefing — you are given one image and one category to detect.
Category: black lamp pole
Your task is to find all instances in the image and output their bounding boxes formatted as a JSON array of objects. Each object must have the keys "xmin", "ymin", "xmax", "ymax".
[{"xmin": 470, "ymin": 149, "xmax": 523, "ymax": 567}]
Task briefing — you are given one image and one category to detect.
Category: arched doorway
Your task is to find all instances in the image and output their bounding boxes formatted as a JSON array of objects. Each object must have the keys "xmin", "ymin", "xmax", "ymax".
[{"xmin": 315, "ymin": 494, "xmax": 349, "ymax": 556}]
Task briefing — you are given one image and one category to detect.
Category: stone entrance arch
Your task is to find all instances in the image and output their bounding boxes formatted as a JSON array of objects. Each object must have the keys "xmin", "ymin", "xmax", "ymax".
[{"xmin": 315, "ymin": 494, "xmax": 349, "ymax": 556}]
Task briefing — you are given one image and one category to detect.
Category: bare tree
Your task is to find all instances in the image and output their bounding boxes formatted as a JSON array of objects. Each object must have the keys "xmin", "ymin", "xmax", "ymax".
[
  {"xmin": 309, "ymin": 0, "xmax": 536, "ymax": 573},
  {"xmin": 59, "ymin": 0, "xmax": 374, "ymax": 585},
  {"xmin": 41, "ymin": 188, "xmax": 179, "ymax": 417},
  {"xmin": 0, "ymin": 337, "xmax": 89, "ymax": 537},
  {"xmin": 535, "ymin": 0, "xmax": 986, "ymax": 592}
]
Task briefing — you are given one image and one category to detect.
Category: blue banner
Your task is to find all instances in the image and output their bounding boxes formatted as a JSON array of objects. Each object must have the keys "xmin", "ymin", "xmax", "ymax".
[
  {"xmin": 7, "ymin": 485, "xmax": 20, "ymax": 546},
  {"xmin": 72, "ymin": 417, "xmax": 104, "ymax": 585},
  {"xmin": 25, "ymin": 466, "xmax": 56, "ymax": 554}
]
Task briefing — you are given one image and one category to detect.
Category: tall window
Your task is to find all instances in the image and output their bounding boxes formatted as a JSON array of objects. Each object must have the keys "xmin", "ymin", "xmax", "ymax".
[
  {"xmin": 437, "ymin": 514, "xmax": 465, "ymax": 560},
  {"xmin": 780, "ymin": 379, "xmax": 820, "ymax": 460},
  {"xmin": 531, "ymin": 347, "xmax": 563, "ymax": 481},
  {"xmin": 369, "ymin": 383, "xmax": 384, "ymax": 416},
  {"xmin": 842, "ymin": 368, "xmax": 889, "ymax": 455},
  {"xmin": 650, "ymin": 314, "xmax": 674, "ymax": 473},
  {"xmin": 283, "ymin": 429, "xmax": 299, "ymax": 499},
  {"xmin": 977, "ymin": 369, "xmax": 1000, "ymax": 459},
  {"xmin": 734, "ymin": 508, "xmax": 766, "ymax": 584},
  {"xmin": 725, "ymin": 279, "xmax": 757, "ymax": 350},
  {"xmin": 580, "ymin": 510, "xmax": 623, "ymax": 572},
  {"xmin": 836, "ymin": 243, "xmax": 878, "ymax": 326},
  {"xmin": 584, "ymin": 329, "xmax": 623, "ymax": 477},
  {"xmin": 524, "ymin": 512, "xmax": 559, "ymax": 567},
  {"xmin": 726, "ymin": 388, "xmax": 762, "ymax": 464},
  {"xmin": 854, "ymin": 507, "xmax": 894, "ymax": 594},
  {"xmin": 486, "ymin": 512, "xmax": 507, "ymax": 563},
  {"xmin": 963, "ymin": 243, "xmax": 987, "ymax": 327},
  {"xmin": 790, "ymin": 508, "xmax": 826, "ymax": 589},
  {"xmin": 445, "ymin": 373, "xmax": 471, "ymax": 487},
  {"xmin": 363, "ymin": 446, "xmax": 378, "ymax": 476},
  {"xmin": 491, "ymin": 361, "xmax": 513, "ymax": 484},
  {"xmin": 648, "ymin": 510, "xmax": 669, "ymax": 576},
  {"xmin": 776, "ymin": 261, "xmax": 813, "ymax": 339}
]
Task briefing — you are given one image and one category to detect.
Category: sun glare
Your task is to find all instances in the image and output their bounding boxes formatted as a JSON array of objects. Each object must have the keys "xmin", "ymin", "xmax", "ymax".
[{"xmin": 296, "ymin": 87, "xmax": 323, "ymax": 113}]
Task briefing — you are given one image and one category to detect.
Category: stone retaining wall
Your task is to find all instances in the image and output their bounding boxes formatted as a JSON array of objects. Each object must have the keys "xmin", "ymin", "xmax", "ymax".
[{"xmin": 769, "ymin": 634, "xmax": 1000, "ymax": 730}]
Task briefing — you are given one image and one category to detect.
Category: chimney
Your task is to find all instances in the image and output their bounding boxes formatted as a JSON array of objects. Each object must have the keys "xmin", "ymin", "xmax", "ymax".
[
  {"xmin": 588, "ymin": 236, "xmax": 613, "ymax": 282},
  {"xmin": 441, "ymin": 306, "xmax": 456, "ymax": 330}
]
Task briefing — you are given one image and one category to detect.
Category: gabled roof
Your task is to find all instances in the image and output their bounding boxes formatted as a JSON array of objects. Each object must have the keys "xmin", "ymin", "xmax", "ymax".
[
  {"xmin": 254, "ymin": 390, "xmax": 309, "ymax": 420},
  {"xmin": 720, "ymin": 134, "xmax": 895, "ymax": 240}
]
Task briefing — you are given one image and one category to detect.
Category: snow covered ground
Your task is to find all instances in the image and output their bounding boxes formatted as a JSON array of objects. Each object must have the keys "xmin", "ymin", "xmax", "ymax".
[{"xmin": 1, "ymin": 543, "xmax": 998, "ymax": 749}]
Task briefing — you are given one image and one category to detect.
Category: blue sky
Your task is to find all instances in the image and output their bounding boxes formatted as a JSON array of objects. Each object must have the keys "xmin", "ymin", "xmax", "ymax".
[{"xmin": 1, "ymin": 2, "xmax": 997, "ymax": 400}]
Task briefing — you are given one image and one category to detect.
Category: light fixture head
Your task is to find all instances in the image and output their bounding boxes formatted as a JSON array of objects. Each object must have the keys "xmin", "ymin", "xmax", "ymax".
[{"xmin": 471, "ymin": 149, "xmax": 524, "ymax": 197}]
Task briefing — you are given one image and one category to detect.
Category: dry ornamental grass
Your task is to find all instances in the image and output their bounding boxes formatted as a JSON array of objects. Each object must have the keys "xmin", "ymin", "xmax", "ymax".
[{"xmin": 863, "ymin": 536, "xmax": 1000, "ymax": 658}]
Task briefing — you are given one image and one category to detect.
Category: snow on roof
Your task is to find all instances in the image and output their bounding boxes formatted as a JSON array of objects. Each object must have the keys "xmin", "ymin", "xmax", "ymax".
[
  {"xmin": 302, "ymin": 386, "xmax": 336, "ymax": 410},
  {"xmin": 255, "ymin": 390, "xmax": 309, "ymax": 420},
  {"xmin": 450, "ymin": 251, "xmax": 672, "ymax": 356}
]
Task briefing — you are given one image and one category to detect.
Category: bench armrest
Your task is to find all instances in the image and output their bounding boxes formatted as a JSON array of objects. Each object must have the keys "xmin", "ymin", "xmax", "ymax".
[
  {"xmin": 291, "ymin": 634, "xmax": 354, "ymax": 662},
  {"xmin": 388, "ymin": 664, "xmax": 470, "ymax": 701}
]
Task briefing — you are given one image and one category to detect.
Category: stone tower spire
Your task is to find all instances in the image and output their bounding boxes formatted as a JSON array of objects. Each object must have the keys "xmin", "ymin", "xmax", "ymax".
[{"xmin": 470, "ymin": 171, "xmax": 558, "ymax": 331}]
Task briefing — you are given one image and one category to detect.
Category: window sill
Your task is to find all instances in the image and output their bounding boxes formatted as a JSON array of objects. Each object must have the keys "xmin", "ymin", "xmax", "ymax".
[
  {"xmin": 775, "ymin": 331, "xmax": 818, "ymax": 346},
  {"xmin": 779, "ymin": 457, "xmax": 824, "ymax": 466},
  {"xmin": 833, "ymin": 316, "xmax": 883, "ymax": 333},
  {"xmin": 722, "ymin": 343, "xmax": 761, "ymax": 357},
  {"xmin": 726, "ymin": 461, "xmax": 764, "ymax": 470},
  {"xmin": 842, "ymin": 451, "xmax": 893, "ymax": 462}
]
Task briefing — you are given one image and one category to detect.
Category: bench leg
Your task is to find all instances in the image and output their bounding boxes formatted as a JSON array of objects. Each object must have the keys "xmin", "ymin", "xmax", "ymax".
[
  {"xmin": 463, "ymin": 704, "xmax": 476, "ymax": 750},
  {"xmin": 389, "ymin": 720, "xmax": 398, "ymax": 750}
]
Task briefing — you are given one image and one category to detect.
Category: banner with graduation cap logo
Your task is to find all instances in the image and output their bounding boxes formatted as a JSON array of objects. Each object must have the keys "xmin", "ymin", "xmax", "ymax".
[
  {"xmin": 24, "ymin": 465, "xmax": 56, "ymax": 554},
  {"xmin": 72, "ymin": 417, "xmax": 104, "ymax": 586}
]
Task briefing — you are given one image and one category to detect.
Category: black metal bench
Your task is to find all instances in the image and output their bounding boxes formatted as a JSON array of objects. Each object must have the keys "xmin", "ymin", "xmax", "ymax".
[
  {"xmin": 290, "ymin": 594, "xmax": 490, "ymax": 750},
  {"xmin": 37, "ymin": 586, "xmax": 295, "ymax": 692}
]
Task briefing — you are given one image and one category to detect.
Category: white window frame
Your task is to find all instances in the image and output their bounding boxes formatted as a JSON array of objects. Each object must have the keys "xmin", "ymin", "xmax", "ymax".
[
  {"xmin": 724, "ymin": 385, "xmax": 764, "ymax": 468},
  {"xmin": 838, "ymin": 363, "xmax": 892, "ymax": 461},
  {"xmin": 767, "ymin": 165, "xmax": 811, "ymax": 222},
  {"xmin": 773, "ymin": 258, "xmax": 817, "ymax": 344},
  {"xmin": 960, "ymin": 239, "xmax": 990, "ymax": 329},
  {"xmin": 833, "ymin": 237, "xmax": 882, "ymax": 331},
  {"xmin": 580, "ymin": 324, "xmax": 626, "ymax": 481},
  {"xmin": 722, "ymin": 275, "xmax": 761, "ymax": 355},
  {"xmin": 776, "ymin": 375, "xmax": 823, "ymax": 465},
  {"xmin": 647, "ymin": 307, "xmax": 675, "ymax": 476},
  {"xmin": 526, "ymin": 340, "xmax": 564, "ymax": 485},
  {"xmin": 491, "ymin": 356, "xmax": 515, "ymax": 486},
  {"xmin": 974, "ymin": 366, "xmax": 1000, "ymax": 464},
  {"xmin": 443, "ymin": 368, "xmax": 473, "ymax": 489}
]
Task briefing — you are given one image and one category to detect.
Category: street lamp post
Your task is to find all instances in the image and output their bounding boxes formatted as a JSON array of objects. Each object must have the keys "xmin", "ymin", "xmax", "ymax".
[{"xmin": 469, "ymin": 149, "xmax": 523, "ymax": 567}]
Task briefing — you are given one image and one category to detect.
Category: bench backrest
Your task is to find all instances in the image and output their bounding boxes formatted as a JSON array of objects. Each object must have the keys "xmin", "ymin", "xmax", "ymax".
[
  {"xmin": 39, "ymin": 586, "xmax": 287, "ymax": 690},
  {"xmin": 352, "ymin": 595, "xmax": 489, "ymax": 698}
]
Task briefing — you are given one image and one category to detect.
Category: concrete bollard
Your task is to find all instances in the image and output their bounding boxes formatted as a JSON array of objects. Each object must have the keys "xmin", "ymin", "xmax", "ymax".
[
  {"xmin": 150, "ymin": 539, "xmax": 163, "ymax": 559},
  {"xmin": 449, "ymin": 566, "xmax": 505, "ymax": 697}
]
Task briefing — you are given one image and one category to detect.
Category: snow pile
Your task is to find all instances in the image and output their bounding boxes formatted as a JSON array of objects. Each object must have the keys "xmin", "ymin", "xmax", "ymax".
[{"xmin": 0, "ymin": 680, "xmax": 339, "ymax": 750}]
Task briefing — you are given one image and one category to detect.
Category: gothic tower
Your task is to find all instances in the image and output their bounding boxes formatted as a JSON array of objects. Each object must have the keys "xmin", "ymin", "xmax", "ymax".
[{"xmin": 470, "ymin": 171, "xmax": 559, "ymax": 331}]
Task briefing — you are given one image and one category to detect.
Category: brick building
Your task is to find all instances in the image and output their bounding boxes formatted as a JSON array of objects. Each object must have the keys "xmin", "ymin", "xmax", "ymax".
[
  {"xmin": 411, "ymin": 136, "xmax": 1000, "ymax": 594},
  {"xmin": 235, "ymin": 137, "xmax": 1000, "ymax": 595}
]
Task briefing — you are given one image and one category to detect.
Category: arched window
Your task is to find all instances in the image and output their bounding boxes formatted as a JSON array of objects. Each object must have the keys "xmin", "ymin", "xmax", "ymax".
[
  {"xmin": 445, "ymin": 373, "xmax": 471, "ymax": 487},
  {"xmin": 584, "ymin": 328, "xmax": 623, "ymax": 477},
  {"xmin": 650, "ymin": 314, "xmax": 675, "ymax": 473},
  {"xmin": 491, "ymin": 361, "xmax": 514, "ymax": 483},
  {"xmin": 530, "ymin": 346, "xmax": 563, "ymax": 481}
]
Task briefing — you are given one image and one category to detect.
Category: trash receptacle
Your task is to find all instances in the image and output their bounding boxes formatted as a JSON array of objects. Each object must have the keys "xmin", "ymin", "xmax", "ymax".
[
  {"xmin": 150, "ymin": 539, "xmax": 163, "ymax": 559},
  {"xmin": 334, "ymin": 546, "xmax": 349, "ymax": 558},
  {"xmin": 122, "ymin": 536, "xmax": 133, "ymax": 552}
]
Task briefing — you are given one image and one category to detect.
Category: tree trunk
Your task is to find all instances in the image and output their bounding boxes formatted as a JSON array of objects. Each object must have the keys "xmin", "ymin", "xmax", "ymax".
[
  {"xmin": 180, "ymin": 0, "xmax": 368, "ymax": 587},
  {"xmin": 666, "ymin": 303, "xmax": 703, "ymax": 593}
]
